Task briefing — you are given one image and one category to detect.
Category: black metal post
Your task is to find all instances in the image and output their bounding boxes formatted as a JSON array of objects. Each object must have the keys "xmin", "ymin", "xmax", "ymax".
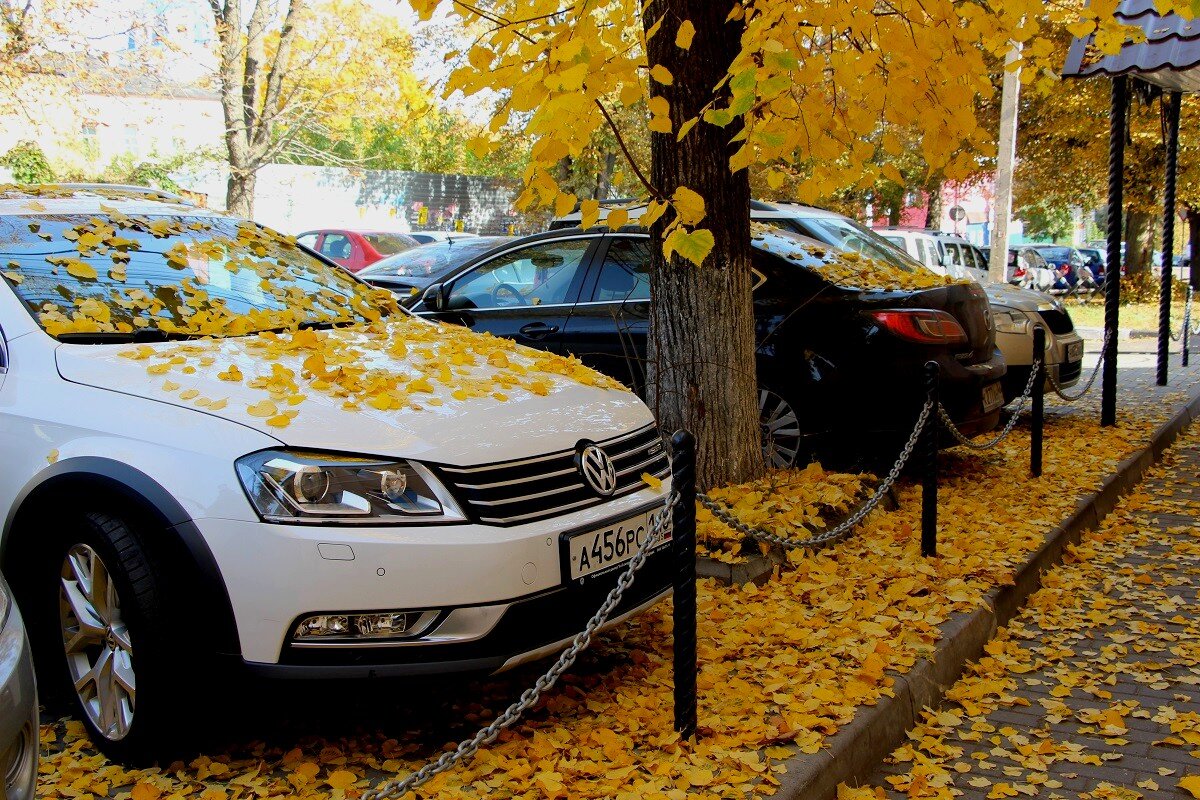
[
  {"xmin": 1103, "ymin": 76, "xmax": 1128, "ymax": 426},
  {"xmin": 921, "ymin": 362, "xmax": 939, "ymax": 558},
  {"xmin": 1185, "ymin": 285, "xmax": 1193, "ymax": 367},
  {"xmin": 670, "ymin": 430, "xmax": 697, "ymax": 740},
  {"xmin": 1158, "ymin": 91, "xmax": 1181, "ymax": 386},
  {"xmin": 1031, "ymin": 327, "xmax": 1045, "ymax": 478}
]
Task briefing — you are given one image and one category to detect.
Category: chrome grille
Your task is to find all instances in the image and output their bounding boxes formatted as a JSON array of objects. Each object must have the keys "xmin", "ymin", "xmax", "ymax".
[{"xmin": 437, "ymin": 424, "xmax": 669, "ymax": 525}]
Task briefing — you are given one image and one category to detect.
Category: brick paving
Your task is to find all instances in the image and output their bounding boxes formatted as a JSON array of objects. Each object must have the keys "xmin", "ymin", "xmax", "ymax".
[{"xmin": 861, "ymin": 417, "xmax": 1200, "ymax": 799}]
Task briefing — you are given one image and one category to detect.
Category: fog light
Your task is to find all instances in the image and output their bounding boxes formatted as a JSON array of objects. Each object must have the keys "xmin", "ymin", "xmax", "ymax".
[
  {"xmin": 355, "ymin": 612, "xmax": 410, "ymax": 638},
  {"xmin": 292, "ymin": 610, "xmax": 441, "ymax": 643},
  {"xmin": 294, "ymin": 614, "xmax": 350, "ymax": 638}
]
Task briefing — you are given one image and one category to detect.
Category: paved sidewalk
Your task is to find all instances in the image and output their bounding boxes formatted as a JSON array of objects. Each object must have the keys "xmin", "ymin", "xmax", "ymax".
[{"xmin": 859, "ymin": 420, "xmax": 1200, "ymax": 799}]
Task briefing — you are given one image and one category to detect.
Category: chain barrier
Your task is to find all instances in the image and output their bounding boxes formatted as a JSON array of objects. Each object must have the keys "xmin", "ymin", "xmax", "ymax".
[
  {"xmin": 935, "ymin": 358, "xmax": 1041, "ymax": 450},
  {"xmin": 1047, "ymin": 330, "xmax": 1110, "ymax": 402},
  {"xmin": 361, "ymin": 492, "xmax": 679, "ymax": 800},
  {"xmin": 695, "ymin": 399, "xmax": 932, "ymax": 550}
]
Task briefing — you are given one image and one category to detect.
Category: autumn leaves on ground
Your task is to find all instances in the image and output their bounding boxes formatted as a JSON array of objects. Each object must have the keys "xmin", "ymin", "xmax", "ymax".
[{"xmin": 38, "ymin": 370, "xmax": 1200, "ymax": 799}]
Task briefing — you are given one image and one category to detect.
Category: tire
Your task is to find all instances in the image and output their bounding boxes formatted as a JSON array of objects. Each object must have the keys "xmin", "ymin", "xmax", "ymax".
[{"xmin": 36, "ymin": 510, "xmax": 192, "ymax": 764}]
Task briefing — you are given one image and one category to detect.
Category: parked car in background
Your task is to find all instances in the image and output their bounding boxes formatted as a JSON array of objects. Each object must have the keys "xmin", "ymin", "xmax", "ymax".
[
  {"xmin": 0, "ymin": 571, "xmax": 37, "ymax": 800},
  {"xmin": 1028, "ymin": 245, "xmax": 1087, "ymax": 290},
  {"xmin": 360, "ymin": 236, "xmax": 512, "ymax": 300},
  {"xmin": 409, "ymin": 231, "xmax": 481, "ymax": 245},
  {"xmin": 933, "ymin": 232, "xmax": 990, "ymax": 281},
  {"xmin": 0, "ymin": 185, "xmax": 673, "ymax": 762},
  {"xmin": 1077, "ymin": 247, "xmax": 1106, "ymax": 280},
  {"xmin": 879, "ymin": 228, "xmax": 946, "ymax": 271},
  {"xmin": 412, "ymin": 224, "xmax": 1006, "ymax": 467},
  {"xmin": 295, "ymin": 228, "xmax": 421, "ymax": 272},
  {"xmin": 1009, "ymin": 247, "xmax": 1059, "ymax": 292}
]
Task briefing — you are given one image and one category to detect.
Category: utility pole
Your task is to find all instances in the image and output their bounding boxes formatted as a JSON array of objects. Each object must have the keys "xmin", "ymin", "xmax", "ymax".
[{"xmin": 988, "ymin": 42, "xmax": 1023, "ymax": 284}]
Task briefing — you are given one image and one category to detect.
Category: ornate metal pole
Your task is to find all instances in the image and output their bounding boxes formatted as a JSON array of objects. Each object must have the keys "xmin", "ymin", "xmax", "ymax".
[
  {"xmin": 921, "ymin": 362, "xmax": 939, "ymax": 558},
  {"xmin": 670, "ymin": 430, "xmax": 697, "ymax": 740},
  {"xmin": 1031, "ymin": 326, "xmax": 1045, "ymax": 478},
  {"xmin": 1102, "ymin": 76, "xmax": 1128, "ymax": 426},
  {"xmin": 1158, "ymin": 91, "xmax": 1181, "ymax": 386}
]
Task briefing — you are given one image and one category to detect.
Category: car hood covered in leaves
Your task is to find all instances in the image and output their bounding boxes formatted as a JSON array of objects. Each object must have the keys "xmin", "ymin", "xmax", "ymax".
[{"xmin": 54, "ymin": 318, "xmax": 652, "ymax": 466}]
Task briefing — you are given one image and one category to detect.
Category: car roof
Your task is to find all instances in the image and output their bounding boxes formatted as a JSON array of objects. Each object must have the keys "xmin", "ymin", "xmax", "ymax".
[{"xmin": 0, "ymin": 183, "xmax": 210, "ymax": 218}]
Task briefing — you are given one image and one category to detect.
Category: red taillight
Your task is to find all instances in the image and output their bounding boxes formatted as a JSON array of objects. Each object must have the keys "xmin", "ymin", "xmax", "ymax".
[{"xmin": 870, "ymin": 309, "xmax": 969, "ymax": 346}]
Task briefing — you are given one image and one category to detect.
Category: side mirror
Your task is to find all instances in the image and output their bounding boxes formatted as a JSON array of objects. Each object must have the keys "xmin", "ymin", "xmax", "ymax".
[{"xmin": 422, "ymin": 283, "xmax": 448, "ymax": 312}]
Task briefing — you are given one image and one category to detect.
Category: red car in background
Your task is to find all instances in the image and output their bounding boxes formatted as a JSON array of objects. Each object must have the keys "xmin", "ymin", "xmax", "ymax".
[{"xmin": 296, "ymin": 229, "xmax": 421, "ymax": 272}]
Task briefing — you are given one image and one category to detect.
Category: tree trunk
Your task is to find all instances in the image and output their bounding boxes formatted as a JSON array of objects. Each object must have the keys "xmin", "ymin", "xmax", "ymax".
[
  {"xmin": 924, "ymin": 184, "xmax": 943, "ymax": 229},
  {"xmin": 645, "ymin": 0, "xmax": 762, "ymax": 490},
  {"xmin": 226, "ymin": 167, "xmax": 255, "ymax": 219},
  {"xmin": 888, "ymin": 203, "xmax": 901, "ymax": 226},
  {"xmin": 594, "ymin": 151, "xmax": 616, "ymax": 200},
  {"xmin": 1124, "ymin": 209, "xmax": 1155, "ymax": 275}
]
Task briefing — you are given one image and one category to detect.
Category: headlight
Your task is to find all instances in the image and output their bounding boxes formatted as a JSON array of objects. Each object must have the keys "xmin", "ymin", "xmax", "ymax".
[
  {"xmin": 235, "ymin": 450, "xmax": 466, "ymax": 524},
  {"xmin": 993, "ymin": 309, "xmax": 1031, "ymax": 335}
]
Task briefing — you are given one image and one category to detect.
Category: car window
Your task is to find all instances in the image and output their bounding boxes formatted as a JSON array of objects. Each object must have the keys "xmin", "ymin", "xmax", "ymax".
[
  {"xmin": 943, "ymin": 242, "xmax": 963, "ymax": 266},
  {"xmin": 883, "ymin": 235, "xmax": 905, "ymax": 250},
  {"xmin": 361, "ymin": 238, "xmax": 506, "ymax": 281},
  {"xmin": 363, "ymin": 233, "xmax": 417, "ymax": 255},
  {"xmin": 0, "ymin": 215, "xmax": 386, "ymax": 338},
  {"xmin": 296, "ymin": 233, "xmax": 317, "ymax": 249},
  {"xmin": 966, "ymin": 246, "xmax": 985, "ymax": 271},
  {"xmin": 448, "ymin": 238, "xmax": 591, "ymax": 309},
  {"xmin": 593, "ymin": 238, "xmax": 651, "ymax": 302},
  {"xmin": 319, "ymin": 233, "xmax": 352, "ymax": 260}
]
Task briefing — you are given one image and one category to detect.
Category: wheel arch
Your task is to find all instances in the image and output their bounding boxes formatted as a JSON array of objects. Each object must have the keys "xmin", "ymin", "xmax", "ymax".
[{"xmin": 1, "ymin": 457, "xmax": 241, "ymax": 656}]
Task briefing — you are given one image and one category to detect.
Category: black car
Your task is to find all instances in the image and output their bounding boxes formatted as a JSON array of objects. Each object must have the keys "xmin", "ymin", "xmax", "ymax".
[
  {"xmin": 358, "ymin": 236, "xmax": 512, "ymax": 296},
  {"xmin": 364, "ymin": 227, "xmax": 1006, "ymax": 467}
]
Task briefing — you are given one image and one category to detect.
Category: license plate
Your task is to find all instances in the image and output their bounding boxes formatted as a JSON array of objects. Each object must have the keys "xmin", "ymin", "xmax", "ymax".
[
  {"xmin": 1067, "ymin": 341, "xmax": 1084, "ymax": 362},
  {"xmin": 982, "ymin": 381, "xmax": 1004, "ymax": 413},
  {"xmin": 565, "ymin": 511, "xmax": 667, "ymax": 581}
]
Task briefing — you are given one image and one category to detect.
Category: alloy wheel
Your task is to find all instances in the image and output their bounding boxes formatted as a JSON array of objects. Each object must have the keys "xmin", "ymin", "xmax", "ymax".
[
  {"xmin": 59, "ymin": 544, "xmax": 136, "ymax": 741},
  {"xmin": 759, "ymin": 388, "xmax": 802, "ymax": 469}
]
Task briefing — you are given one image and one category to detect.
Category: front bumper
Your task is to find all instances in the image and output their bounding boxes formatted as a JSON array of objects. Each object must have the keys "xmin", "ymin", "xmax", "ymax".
[
  {"xmin": 195, "ymin": 485, "xmax": 673, "ymax": 669},
  {"xmin": 0, "ymin": 598, "xmax": 38, "ymax": 800},
  {"xmin": 996, "ymin": 318, "xmax": 1084, "ymax": 401}
]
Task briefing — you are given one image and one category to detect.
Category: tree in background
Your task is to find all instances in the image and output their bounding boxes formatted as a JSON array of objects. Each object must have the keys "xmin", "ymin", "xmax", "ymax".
[{"xmin": 208, "ymin": 0, "xmax": 308, "ymax": 216}]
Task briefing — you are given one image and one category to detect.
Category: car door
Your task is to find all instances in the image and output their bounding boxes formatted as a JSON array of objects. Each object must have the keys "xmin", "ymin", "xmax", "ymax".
[
  {"xmin": 425, "ymin": 235, "xmax": 597, "ymax": 353},
  {"xmin": 559, "ymin": 234, "xmax": 652, "ymax": 392},
  {"xmin": 317, "ymin": 232, "xmax": 356, "ymax": 270}
]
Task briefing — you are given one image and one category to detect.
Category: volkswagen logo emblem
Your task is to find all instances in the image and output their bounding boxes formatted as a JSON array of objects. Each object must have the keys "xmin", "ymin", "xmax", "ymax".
[{"xmin": 576, "ymin": 443, "xmax": 617, "ymax": 497}]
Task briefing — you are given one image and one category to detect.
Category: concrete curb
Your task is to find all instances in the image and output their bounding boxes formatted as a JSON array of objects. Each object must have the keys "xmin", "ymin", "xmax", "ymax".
[{"xmin": 773, "ymin": 387, "xmax": 1200, "ymax": 800}]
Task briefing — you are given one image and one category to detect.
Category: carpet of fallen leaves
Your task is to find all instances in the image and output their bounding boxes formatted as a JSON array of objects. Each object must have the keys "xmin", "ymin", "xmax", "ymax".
[
  {"xmin": 844, "ymin": 407, "xmax": 1200, "ymax": 800},
  {"xmin": 35, "ymin": 369, "xmax": 1200, "ymax": 800}
]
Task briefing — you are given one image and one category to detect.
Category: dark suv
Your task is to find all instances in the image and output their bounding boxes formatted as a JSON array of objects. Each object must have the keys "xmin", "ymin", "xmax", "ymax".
[{"xmin": 380, "ymin": 227, "xmax": 1005, "ymax": 467}]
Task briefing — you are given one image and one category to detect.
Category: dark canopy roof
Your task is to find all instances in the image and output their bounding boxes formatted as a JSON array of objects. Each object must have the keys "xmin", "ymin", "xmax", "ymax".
[{"xmin": 1063, "ymin": 0, "xmax": 1200, "ymax": 91}]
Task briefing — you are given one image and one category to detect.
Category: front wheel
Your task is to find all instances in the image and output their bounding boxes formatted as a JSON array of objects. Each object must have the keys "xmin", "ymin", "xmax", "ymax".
[{"xmin": 41, "ymin": 512, "xmax": 196, "ymax": 763}]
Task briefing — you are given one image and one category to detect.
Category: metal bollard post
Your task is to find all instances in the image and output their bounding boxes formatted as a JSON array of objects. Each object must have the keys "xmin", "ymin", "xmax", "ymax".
[
  {"xmin": 1031, "ymin": 327, "xmax": 1045, "ymax": 478},
  {"xmin": 921, "ymin": 362, "xmax": 939, "ymax": 558},
  {"xmin": 1185, "ymin": 285, "xmax": 1193, "ymax": 368},
  {"xmin": 670, "ymin": 430, "xmax": 697, "ymax": 740}
]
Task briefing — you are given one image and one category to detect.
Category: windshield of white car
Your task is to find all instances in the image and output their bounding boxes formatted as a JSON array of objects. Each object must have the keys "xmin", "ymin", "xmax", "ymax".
[{"xmin": 0, "ymin": 214, "xmax": 390, "ymax": 339}]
